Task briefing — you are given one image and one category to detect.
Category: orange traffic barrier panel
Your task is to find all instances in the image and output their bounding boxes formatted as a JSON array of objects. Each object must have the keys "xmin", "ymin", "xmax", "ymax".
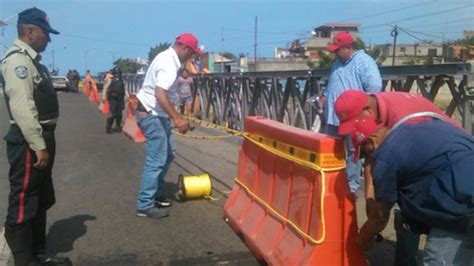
[
  {"xmin": 122, "ymin": 94, "xmax": 145, "ymax": 143},
  {"xmin": 98, "ymin": 99, "xmax": 110, "ymax": 115},
  {"xmin": 224, "ymin": 116, "xmax": 367, "ymax": 266},
  {"xmin": 89, "ymin": 80, "xmax": 100, "ymax": 103},
  {"xmin": 83, "ymin": 76, "xmax": 91, "ymax": 95}
]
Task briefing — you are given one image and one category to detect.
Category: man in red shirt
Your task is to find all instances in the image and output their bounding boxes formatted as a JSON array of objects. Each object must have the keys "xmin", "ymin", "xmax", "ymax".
[
  {"xmin": 336, "ymin": 90, "xmax": 460, "ymax": 135},
  {"xmin": 335, "ymin": 90, "xmax": 462, "ymax": 266}
]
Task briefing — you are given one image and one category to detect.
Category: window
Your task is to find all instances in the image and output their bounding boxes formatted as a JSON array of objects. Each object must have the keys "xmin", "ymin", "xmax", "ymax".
[
  {"xmin": 400, "ymin": 47, "xmax": 406, "ymax": 53},
  {"xmin": 428, "ymin": 49, "xmax": 437, "ymax": 56}
]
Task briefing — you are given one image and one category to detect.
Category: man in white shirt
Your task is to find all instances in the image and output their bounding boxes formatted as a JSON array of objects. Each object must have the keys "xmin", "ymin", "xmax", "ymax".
[{"xmin": 135, "ymin": 33, "xmax": 202, "ymax": 219}]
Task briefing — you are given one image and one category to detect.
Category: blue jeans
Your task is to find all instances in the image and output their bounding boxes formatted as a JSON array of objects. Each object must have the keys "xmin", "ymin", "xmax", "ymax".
[
  {"xmin": 423, "ymin": 227, "xmax": 474, "ymax": 265},
  {"xmin": 324, "ymin": 124, "xmax": 361, "ymax": 193},
  {"xmin": 136, "ymin": 112, "xmax": 175, "ymax": 210}
]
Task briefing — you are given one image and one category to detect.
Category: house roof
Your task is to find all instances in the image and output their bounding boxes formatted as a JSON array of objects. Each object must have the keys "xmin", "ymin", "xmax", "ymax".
[{"xmin": 314, "ymin": 23, "xmax": 360, "ymax": 30}]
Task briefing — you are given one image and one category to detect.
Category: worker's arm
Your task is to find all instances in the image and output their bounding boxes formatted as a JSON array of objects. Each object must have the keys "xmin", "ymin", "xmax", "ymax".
[
  {"xmin": 364, "ymin": 158, "xmax": 375, "ymax": 214},
  {"xmin": 155, "ymin": 87, "xmax": 189, "ymax": 134},
  {"xmin": 357, "ymin": 199, "xmax": 394, "ymax": 250}
]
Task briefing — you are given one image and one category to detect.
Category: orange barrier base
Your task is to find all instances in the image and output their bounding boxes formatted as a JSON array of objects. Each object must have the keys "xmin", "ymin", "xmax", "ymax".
[
  {"xmin": 98, "ymin": 100, "xmax": 111, "ymax": 115},
  {"xmin": 224, "ymin": 116, "xmax": 367, "ymax": 266},
  {"xmin": 122, "ymin": 94, "xmax": 145, "ymax": 143},
  {"xmin": 122, "ymin": 115, "xmax": 145, "ymax": 143}
]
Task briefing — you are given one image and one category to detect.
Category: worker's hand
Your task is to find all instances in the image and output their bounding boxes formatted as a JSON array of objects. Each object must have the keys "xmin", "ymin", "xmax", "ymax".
[
  {"xmin": 174, "ymin": 117, "xmax": 190, "ymax": 134},
  {"xmin": 356, "ymin": 221, "xmax": 376, "ymax": 250},
  {"xmin": 33, "ymin": 149, "xmax": 49, "ymax": 169}
]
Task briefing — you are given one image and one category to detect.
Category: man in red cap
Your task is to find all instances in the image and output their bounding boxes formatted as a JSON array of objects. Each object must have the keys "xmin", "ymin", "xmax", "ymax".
[
  {"xmin": 349, "ymin": 115, "xmax": 474, "ymax": 265},
  {"xmin": 320, "ymin": 31, "xmax": 382, "ymax": 194},
  {"xmin": 335, "ymin": 89, "xmax": 463, "ymax": 265},
  {"xmin": 135, "ymin": 33, "xmax": 202, "ymax": 219}
]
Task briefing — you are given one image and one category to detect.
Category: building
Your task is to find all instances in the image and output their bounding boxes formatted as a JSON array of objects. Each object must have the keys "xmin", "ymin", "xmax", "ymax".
[{"xmin": 374, "ymin": 43, "xmax": 445, "ymax": 66}]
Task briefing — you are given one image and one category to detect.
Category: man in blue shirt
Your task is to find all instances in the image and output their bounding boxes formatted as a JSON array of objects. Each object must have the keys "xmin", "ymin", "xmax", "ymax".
[
  {"xmin": 351, "ymin": 116, "xmax": 474, "ymax": 265},
  {"xmin": 321, "ymin": 32, "xmax": 382, "ymax": 193}
]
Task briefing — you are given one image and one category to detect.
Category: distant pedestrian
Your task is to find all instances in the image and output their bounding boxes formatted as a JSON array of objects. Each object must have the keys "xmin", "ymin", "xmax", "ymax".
[
  {"xmin": 321, "ymin": 31, "xmax": 382, "ymax": 194},
  {"xmin": 102, "ymin": 67, "xmax": 128, "ymax": 134},
  {"xmin": 135, "ymin": 33, "xmax": 202, "ymax": 219},
  {"xmin": 1, "ymin": 7, "xmax": 71, "ymax": 265},
  {"xmin": 177, "ymin": 69, "xmax": 193, "ymax": 115}
]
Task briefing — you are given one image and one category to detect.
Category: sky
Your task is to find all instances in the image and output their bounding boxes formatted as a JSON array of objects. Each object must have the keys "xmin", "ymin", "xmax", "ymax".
[{"xmin": 1, "ymin": 0, "xmax": 473, "ymax": 75}]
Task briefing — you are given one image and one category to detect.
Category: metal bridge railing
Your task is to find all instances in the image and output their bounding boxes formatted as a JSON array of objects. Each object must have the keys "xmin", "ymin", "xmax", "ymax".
[{"xmin": 124, "ymin": 63, "xmax": 474, "ymax": 135}]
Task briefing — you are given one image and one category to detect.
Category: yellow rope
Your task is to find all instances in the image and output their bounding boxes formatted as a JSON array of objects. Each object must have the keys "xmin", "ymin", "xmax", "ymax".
[{"xmin": 179, "ymin": 115, "xmax": 347, "ymax": 244}]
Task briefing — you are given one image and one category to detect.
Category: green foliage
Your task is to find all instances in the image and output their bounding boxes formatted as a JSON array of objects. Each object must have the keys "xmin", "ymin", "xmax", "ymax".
[
  {"xmin": 220, "ymin": 52, "xmax": 237, "ymax": 60},
  {"xmin": 366, "ymin": 48, "xmax": 381, "ymax": 61},
  {"xmin": 424, "ymin": 56, "xmax": 434, "ymax": 65},
  {"xmin": 317, "ymin": 49, "xmax": 334, "ymax": 69},
  {"xmin": 148, "ymin": 42, "xmax": 172, "ymax": 62},
  {"xmin": 113, "ymin": 58, "xmax": 140, "ymax": 74},
  {"xmin": 402, "ymin": 57, "xmax": 416, "ymax": 65},
  {"xmin": 453, "ymin": 36, "xmax": 474, "ymax": 47},
  {"xmin": 354, "ymin": 37, "xmax": 366, "ymax": 50},
  {"xmin": 306, "ymin": 60, "xmax": 318, "ymax": 70}
]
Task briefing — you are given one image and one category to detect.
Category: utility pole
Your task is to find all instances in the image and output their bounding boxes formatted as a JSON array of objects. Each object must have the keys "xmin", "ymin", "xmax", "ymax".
[
  {"xmin": 221, "ymin": 26, "xmax": 224, "ymax": 73},
  {"xmin": 254, "ymin": 16, "xmax": 258, "ymax": 71},
  {"xmin": 391, "ymin": 25, "xmax": 398, "ymax": 66},
  {"xmin": 52, "ymin": 49, "xmax": 55, "ymax": 70}
]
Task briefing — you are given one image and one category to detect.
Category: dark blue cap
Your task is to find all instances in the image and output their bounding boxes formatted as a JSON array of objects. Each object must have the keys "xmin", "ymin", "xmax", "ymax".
[{"xmin": 17, "ymin": 7, "xmax": 59, "ymax": 35}]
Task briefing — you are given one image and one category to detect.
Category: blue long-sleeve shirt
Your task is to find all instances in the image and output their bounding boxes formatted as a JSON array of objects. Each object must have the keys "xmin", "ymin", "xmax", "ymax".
[{"xmin": 323, "ymin": 50, "xmax": 382, "ymax": 126}]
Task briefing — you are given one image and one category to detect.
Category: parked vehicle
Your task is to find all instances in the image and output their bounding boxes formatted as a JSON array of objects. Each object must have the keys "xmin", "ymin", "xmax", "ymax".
[{"xmin": 52, "ymin": 76, "xmax": 70, "ymax": 92}]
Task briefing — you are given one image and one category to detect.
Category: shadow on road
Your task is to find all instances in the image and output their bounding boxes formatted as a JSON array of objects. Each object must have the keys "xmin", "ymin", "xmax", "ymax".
[{"xmin": 47, "ymin": 214, "xmax": 97, "ymax": 255}]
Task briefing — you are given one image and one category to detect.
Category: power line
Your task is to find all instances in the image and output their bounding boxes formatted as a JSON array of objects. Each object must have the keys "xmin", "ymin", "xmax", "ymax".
[
  {"xmin": 362, "ymin": 4, "xmax": 474, "ymax": 30},
  {"xmin": 61, "ymin": 33, "xmax": 154, "ymax": 47},
  {"xmin": 339, "ymin": 1, "xmax": 435, "ymax": 23}
]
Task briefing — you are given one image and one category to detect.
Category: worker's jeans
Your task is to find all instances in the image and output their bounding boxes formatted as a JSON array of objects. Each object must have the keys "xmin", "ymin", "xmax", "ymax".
[
  {"xmin": 324, "ymin": 124, "xmax": 361, "ymax": 193},
  {"xmin": 423, "ymin": 227, "xmax": 474, "ymax": 265},
  {"xmin": 136, "ymin": 113, "xmax": 175, "ymax": 210}
]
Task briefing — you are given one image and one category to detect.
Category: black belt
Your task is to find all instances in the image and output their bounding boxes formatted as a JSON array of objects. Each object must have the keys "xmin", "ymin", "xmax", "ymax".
[
  {"xmin": 41, "ymin": 124, "xmax": 57, "ymax": 131},
  {"xmin": 136, "ymin": 100, "xmax": 148, "ymax": 112}
]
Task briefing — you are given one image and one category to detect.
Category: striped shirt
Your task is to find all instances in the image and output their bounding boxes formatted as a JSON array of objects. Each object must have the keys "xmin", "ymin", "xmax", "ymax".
[{"xmin": 322, "ymin": 50, "xmax": 382, "ymax": 126}]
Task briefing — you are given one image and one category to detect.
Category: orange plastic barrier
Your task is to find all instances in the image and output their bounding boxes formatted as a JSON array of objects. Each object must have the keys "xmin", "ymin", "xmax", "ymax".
[
  {"xmin": 224, "ymin": 116, "xmax": 367, "ymax": 266},
  {"xmin": 98, "ymin": 100, "xmax": 110, "ymax": 115},
  {"xmin": 84, "ymin": 76, "xmax": 91, "ymax": 95},
  {"xmin": 122, "ymin": 94, "xmax": 145, "ymax": 143},
  {"xmin": 88, "ymin": 80, "xmax": 100, "ymax": 103}
]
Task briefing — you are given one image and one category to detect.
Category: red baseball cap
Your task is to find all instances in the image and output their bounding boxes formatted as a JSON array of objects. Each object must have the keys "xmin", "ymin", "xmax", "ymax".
[
  {"xmin": 335, "ymin": 90, "xmax": 370, "ymax": 135},
  {"xmin": 351, "ymin": 116, "xmax": 382, "ymax": 161},
  {"xmin": 326, "ymin": 32, "xmax": 354, "ymax": 52},
  {"xmin": 176, "ymin": 33, "xmax": 203, "ymax": 56}
]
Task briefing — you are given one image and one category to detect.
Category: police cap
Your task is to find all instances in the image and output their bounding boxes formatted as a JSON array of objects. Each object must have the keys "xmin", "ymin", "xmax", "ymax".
[{"xmin": 17, "ymin": 7, "xmax": 59, "ymax": 35}]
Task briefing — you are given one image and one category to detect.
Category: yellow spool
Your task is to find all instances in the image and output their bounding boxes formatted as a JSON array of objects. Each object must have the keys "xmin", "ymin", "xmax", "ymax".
[{"xmin": 179, "ymin": 173, "xmax": 212, "ymax": 200}]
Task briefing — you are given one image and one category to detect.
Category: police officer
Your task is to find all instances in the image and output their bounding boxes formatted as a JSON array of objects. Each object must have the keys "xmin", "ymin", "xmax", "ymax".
[
  {"xmin": 1, "ymin": 7, "xmax": 70, "ymax": 266},
  {"xmin": 102, "ymin": 66, "xmax": 128, "ymax": 134}
]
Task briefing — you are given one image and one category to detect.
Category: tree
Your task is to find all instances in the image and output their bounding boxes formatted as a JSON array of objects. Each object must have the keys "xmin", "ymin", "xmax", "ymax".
[
  {"xmin": 148, "ymin": 42, "xmax": 171, "ymax": 62},
  {"xmin": 317, "ymin": 49, "xmax": 334, "ymax": 69},
  {"xmin": 424, "ymin": 56, "xmax": 434, "ymax": 65},
  {"xmin": 220, "ymin": 52, "xmax": 237, "ymax": 60},
  {"xmin": 366, "ymin": 48, "xmax": 381, "ymax": 61},
  {"xmin": 354, "ymin": 37, "xmax": 366, "ymax": 50},
  {"xmin": 113, "ymin": 58, "xmax": 140, "ymax": 73}
]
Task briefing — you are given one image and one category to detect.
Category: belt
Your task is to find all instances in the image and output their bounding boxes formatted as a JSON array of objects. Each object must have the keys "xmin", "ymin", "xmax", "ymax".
[{"xmin": 136, "ymin": 100, "xmax": 146, "ymax": 112}]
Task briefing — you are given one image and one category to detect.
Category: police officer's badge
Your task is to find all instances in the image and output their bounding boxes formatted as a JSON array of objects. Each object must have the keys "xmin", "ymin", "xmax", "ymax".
[{"xmin": 15, "ymin": 66, "xmax": 29, "ymax": 79}]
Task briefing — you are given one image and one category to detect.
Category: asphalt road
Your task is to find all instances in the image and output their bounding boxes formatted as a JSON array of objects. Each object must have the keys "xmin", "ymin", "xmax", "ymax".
[
  {"xmin": 0, "ymin": 90, "xmax": 409, "ymax": 266},
  {"xmin": 0, "ymin": 91, "xmax": 258, "ymax": 266}
]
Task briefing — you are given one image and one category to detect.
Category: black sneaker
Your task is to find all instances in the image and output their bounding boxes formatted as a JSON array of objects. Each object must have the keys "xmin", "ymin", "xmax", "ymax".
[
  {"xmin": 113, "ymin": 127, "xmax": 122, "ymax": 133},
  {"xmin": 36, "ymin": 254, "xmax": 72, "ymax": 266},
  {"xmin": 155, "ymin": 196, "xmax": 172, "ymax": 208},
  {"xmin": 106, "ymin": 128, "xmax": 113, "ymax": 134},
  {"xmin": 136, "ymin": 207, "xmax": 169, "ymax": 219}
]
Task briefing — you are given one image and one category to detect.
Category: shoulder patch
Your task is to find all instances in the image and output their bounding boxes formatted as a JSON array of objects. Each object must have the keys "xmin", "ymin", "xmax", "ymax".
[{"xmin": 15, "ymin": 65, "xmax": 29, "ymax": 79}]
